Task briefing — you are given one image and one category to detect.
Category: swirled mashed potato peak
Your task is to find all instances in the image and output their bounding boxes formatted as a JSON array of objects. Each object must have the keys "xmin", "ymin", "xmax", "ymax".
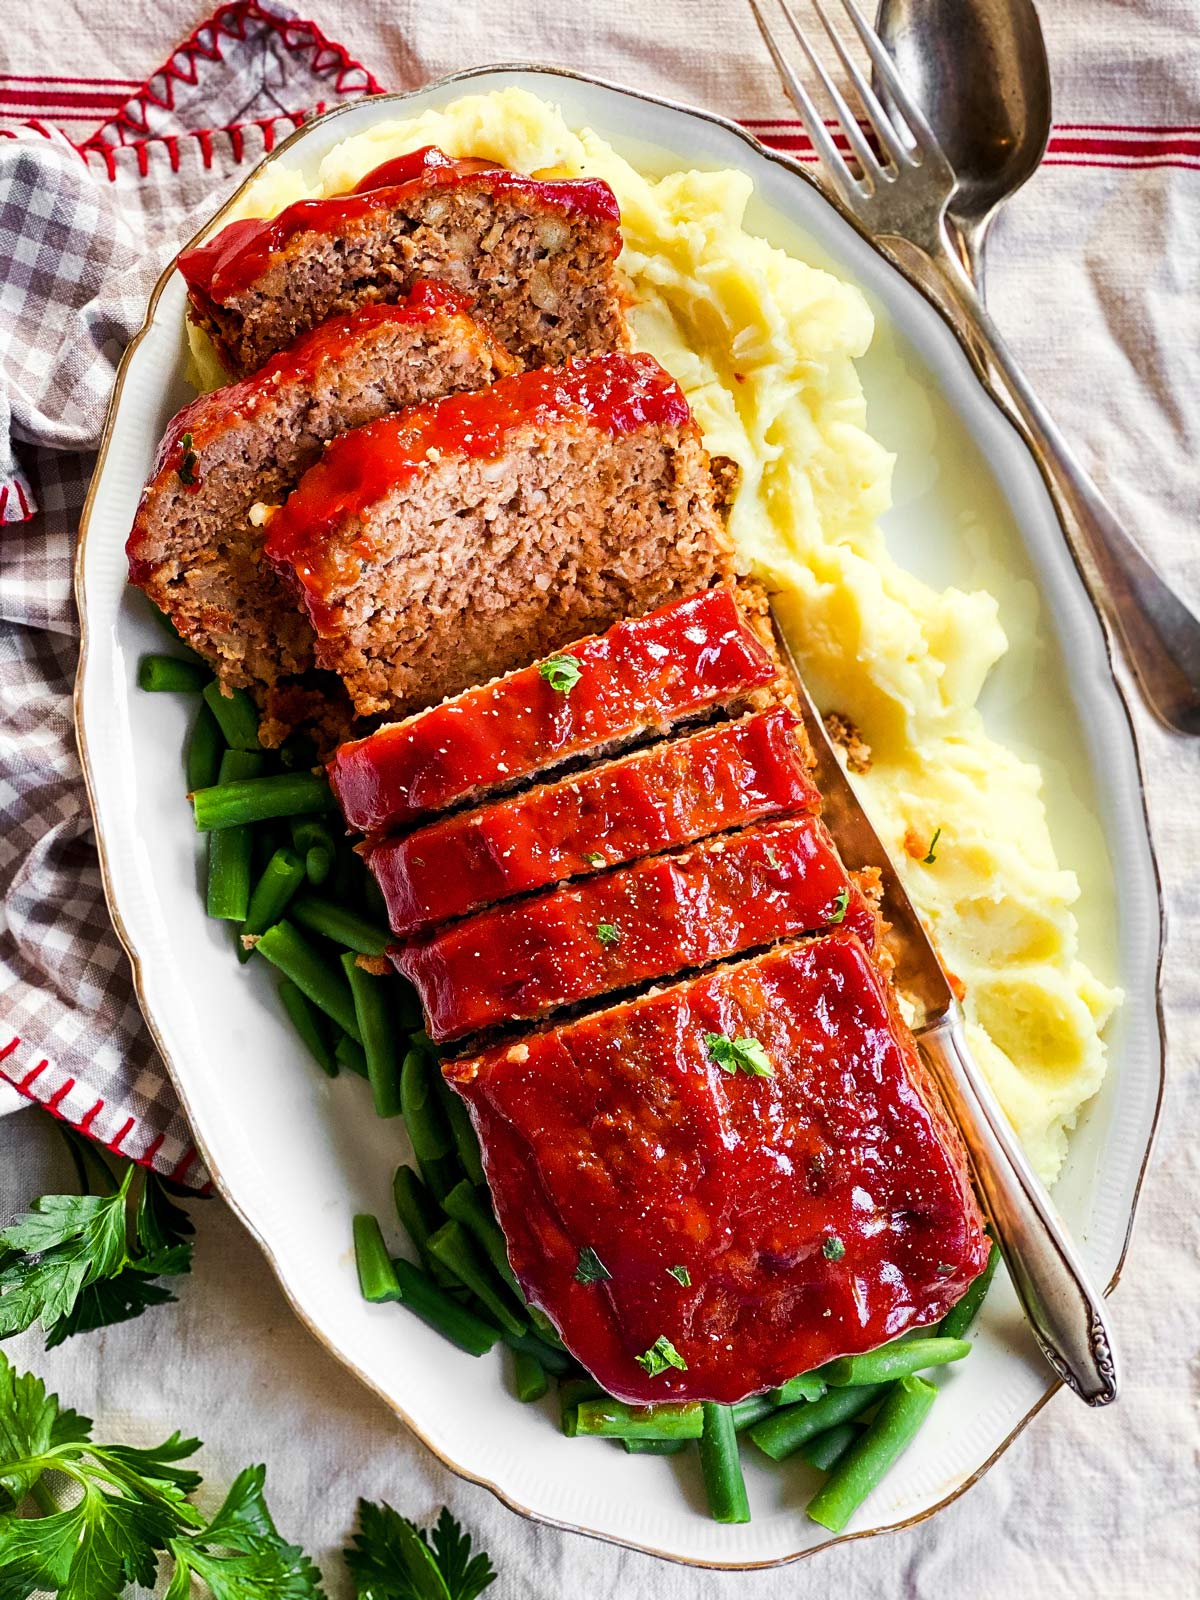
[{"xmin": 210, "ymin": 87, "xmax": 1118, "ymax": 1182}]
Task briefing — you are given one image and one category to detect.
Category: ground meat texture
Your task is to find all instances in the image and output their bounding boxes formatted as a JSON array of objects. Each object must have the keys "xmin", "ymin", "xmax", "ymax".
[
  {"xmin": 394, "ymin": 815, "xmax": 875, "ymax": 1042},
  {"xmin": 366, "ymin": 706, "xmax": 819, "ymax": 938},
  {"xmin": 327, "ymin": 582, "xmax": 778, "ymax": 836},
  {"xmin": 178, "ymin": 146, "xmax": 628, "ymax": 377},
  {"xmin": 125, "ymin": 285, "xmax": 513, "ymax": 698},
  {"xmin": 267, "ymin": 353, "xmax": 736, "ymax": 722},
  {"xmin": 445, "ymin": 929, "xmax": 989, "ymax": 1405}
]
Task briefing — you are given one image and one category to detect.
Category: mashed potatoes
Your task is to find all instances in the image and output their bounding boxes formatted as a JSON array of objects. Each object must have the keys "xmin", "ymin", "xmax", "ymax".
[{"xmin": 214, "ymin": 87, "xmax": 1119, "ymax": 1183}]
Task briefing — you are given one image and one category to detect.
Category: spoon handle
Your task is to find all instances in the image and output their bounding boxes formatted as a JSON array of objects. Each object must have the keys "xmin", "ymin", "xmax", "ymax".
[{"xmin": 928, "ymin": 226, "xmax": 1200, "ymax": 735}]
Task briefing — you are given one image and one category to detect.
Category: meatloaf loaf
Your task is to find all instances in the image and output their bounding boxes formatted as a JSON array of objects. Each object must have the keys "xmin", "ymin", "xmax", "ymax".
[
  {"xmin": 179, "ymin": 145, "xmax": 628, "ymax": 377},
  {"xmin": 445, "ymin": 929, "xmax": 990, "ymax": 1405},
  {"xmin": 366, "ymin": 706, "xmax": 820, "ymax": 938},
  {"xmin": 126, "ymin": 284, "xmax": 513, "ymax": 702},
  {"xmin": 396, "ymin": 815, "xmax": 875, "ymax": 1042},
  {"xmin": 328, "ymin": 583, "xmax": 780, "ymax": 836},
  {"xmin": 265, "ymin": 352, "xmax": 736, "ymax": 721}
]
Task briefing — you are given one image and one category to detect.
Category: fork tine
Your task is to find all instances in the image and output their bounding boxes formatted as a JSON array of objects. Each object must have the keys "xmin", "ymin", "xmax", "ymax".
[
  {"xmin": 838, "ymin": 0, "xmax": 945, "ymax": 157},
  {"xmin": 748, "ymin": 0, "xmax": 864, "ymax": 206},
  {"xmin": 775, "ymin": 0, "xmax": 885, "ymax": 181},
  {"xmin": 809, "ymin": 0, "xmax": 912, "ymax": 169}
]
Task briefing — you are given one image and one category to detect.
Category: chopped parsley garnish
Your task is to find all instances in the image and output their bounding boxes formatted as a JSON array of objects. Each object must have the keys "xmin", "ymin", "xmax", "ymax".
[
  {"xmin": 763, "ymin": 845, "xmax": 782, "ymax": 871},
  {"xmin": 574, "ymin": 1247, "xmax": 611, "ymax": 1285},
  {"xmin": 596, "ymin": 921, "xmax": 621, "ymax": 946},
  {"xmin": 923, "ymin": 826, "xmax": 942, "ymax": 865},
  {"xmin": 583, "ymin": 851, "xmax": 606, "ymax": 868},
  {"xmin": 635, "ymin": 1335, "xmax": 688, "ymax": 1377},
  {"xmin": 177, "ymin": 431, "xmax": 200, "ymax": 486},
  {"xmin": 828, "ymin": 886, "xmax": 850, "ymax": 924},
  {"xmin": 538, "ymin": 654, "xmax": 583, "ymax": 694},
  {"xmin": 703, "ymin": 1032, "xmax": 774, "ymax": 1078},
  {"xmin": 666, "ymin": 1265, "xmax": 691, "ymax": 1287},
  {"xmin": 823, "ymin": 1235, "xmax": 846, "ymax": 1262},
  {"xmin": 936, "ymin": 1262, "xmax": 955, "ymax": 1277}
]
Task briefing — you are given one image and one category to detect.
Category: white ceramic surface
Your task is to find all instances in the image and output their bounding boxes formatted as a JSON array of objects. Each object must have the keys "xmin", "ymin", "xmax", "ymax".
[{"xmin": 75, "ymin": 67, "xmax": 1163, "ymax": 1568}]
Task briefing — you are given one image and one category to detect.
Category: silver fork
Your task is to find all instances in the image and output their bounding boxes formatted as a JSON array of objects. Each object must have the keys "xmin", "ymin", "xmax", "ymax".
[{"xmin": 750, "ymin": 0, "xmax": 1200, "ymax": 737}]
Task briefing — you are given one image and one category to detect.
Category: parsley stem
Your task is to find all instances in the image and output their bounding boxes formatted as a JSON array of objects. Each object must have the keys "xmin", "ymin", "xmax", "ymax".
[
  {"xmin": 699, "ymin": 1403, "xmax": 751, "ymax": 1524},
  {"xmin": 28, "ymin": 1477, "xmax": 57, "ymax": 1516},
  {"xmin": 806, "ymin": 1376, "xmax": 938, "ymax": 1532},
  {"xmin": 821, "ymin": 1337, "xmax": 970, "ymax": 1388}
]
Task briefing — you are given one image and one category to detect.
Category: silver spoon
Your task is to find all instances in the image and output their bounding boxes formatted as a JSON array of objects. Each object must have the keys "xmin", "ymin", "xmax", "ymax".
[{"xmin": 875, "ymin": 0, "xmax": 1052, "ymax": 295}]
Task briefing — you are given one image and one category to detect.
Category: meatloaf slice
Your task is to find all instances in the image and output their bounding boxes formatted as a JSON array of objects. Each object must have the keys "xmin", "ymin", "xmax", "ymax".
[
  {"xmin": 328, "ymin": 583, "xmax": 778, "ymax": 836},
  {"xmin": 266, "ymin": 352, "xmax": 734, "ymax": 721},
  {"xmin": 367, "ymin": 706, "xmax": 819, "ymax": 938},
  {"xmin": 395, "ymin": 815, "xmax": 875, "ymax": 1042},
  {"xmin": 179, "ymin": 145, "xmax": 627, "ymax": 377},
  {"xmin": 126, "ymin": 284, "xmax": 513, "ymax": 700},
  {"xmin": 445, "ymin": 928, "xmax": 989, "ymax": 1405}
]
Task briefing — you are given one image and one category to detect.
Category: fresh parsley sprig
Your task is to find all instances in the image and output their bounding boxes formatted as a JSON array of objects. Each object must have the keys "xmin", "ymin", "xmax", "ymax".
[{"xmin": 345, "ymin": 1499, "xmax": 496, "ymax": 1600}]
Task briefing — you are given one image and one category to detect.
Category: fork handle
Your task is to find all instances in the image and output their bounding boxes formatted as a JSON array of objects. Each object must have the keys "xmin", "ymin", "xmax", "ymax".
[
  {"xmin": 928, "ymin": 234, "xmax": 1200, "ymax": 736},
  {"xmin": 918, "ymin": 1008, "xmax": 1118, "ymax": 1405}
]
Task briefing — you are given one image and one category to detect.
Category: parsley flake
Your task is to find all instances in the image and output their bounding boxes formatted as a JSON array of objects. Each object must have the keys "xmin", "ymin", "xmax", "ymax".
[
  {"xmin": 575, "ymin": 1247, "xmax": 611, "ymax": 1285},
  {"xmin": 823, "ymin": 1235, "xmax": 846, "ymax": 1262},
  {"xmin": 666, "ymin": 1265, "xmax": 691, "ymax": 1287},
  {"xmin": 936, "ymin": 1262, "xmax": 955, "ymax": 1277},
  {"xmin": 703, "ymin": 1032, "xmax": 774, "ymax": 1078},
  {"xmin": 596, "ymin": 921, "xmax": 621, "ymax": 946},
  {"xmin": 923, "ymin": 827, "xmax": 942, "ymax": 865},
  {"xmin": 828, "ymin": 887, "xmax": 850, "ymax": 924},
  {"xmin": 635, "ymin": 1335, "xmax": 688, "ymax": 1377},
  {"xmin": 177, "ymin": 431, "xmax": 200, "ymax": 486},
  {"xmin": 583, "ymin": 851, "xmax": 606, "ymax": 868},
  {"xmin": 763, "ymin": 845, "xmax": 782, "ymax": 871},
  {"xmin": 538, "ymin": 654, "xmax": 583, "ymax": 694}
]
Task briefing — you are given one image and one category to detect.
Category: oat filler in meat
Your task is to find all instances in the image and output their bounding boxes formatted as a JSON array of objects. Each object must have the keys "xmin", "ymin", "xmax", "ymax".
[
  {"xmin": 126, "ymin": 284, "xmax": 514, "ymax": 715},
  {"xmin": 266, "ymin": 352, "xmax": 737, "ymax": 722},
  {"xmin": 179, "ymin": 146, "xmax": 629, "ymax": 376}
]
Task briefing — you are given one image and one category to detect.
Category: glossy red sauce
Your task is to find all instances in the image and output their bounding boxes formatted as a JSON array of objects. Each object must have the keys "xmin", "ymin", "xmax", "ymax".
[
  {"xmin": 328, "ymin": 586, "xmax": 778, "ymax": 835},
  {"xmin": 177, "ymin": 144, "xmax": 621, "ymax": 303},
  {"xmin": 447, "ymin": 930, "xmax": 989, "ymax": 1405},
  {"xmin": 368, "ymin": 707, "xmax": 820, "ymax": 938},
  {"xmin": 397, "ymin": 815, "xmax": 874, "ymax": 1041}
]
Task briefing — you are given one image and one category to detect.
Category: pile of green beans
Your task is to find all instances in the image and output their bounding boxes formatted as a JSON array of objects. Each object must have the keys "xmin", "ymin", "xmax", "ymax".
[{"xmin": 145, "ymin": 640, "xmax": 1002, "ymax": 1534}]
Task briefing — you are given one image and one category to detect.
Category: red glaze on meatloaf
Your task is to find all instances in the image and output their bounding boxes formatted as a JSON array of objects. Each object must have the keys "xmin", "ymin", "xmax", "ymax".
[
  {"xmin": 367, "ymin": 707, "xmax": 819, "ymax": 938},
  {"xmin": 395, "ymin": 815, "xmax": 874, "ymax": 1042},
  {"xmin": 328, "ymin": 584, "xmax": 778, "ymax": 835},
  {"xmin": 445, "ymin": 930, "xmax": 989, "ymax": 1405},
  {"xmin": 180, "ymin": 146, "xmax": 627, "ymax": 375}
]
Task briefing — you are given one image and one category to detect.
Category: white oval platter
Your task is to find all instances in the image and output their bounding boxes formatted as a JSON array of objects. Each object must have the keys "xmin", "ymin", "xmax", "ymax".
[{"xmin": 75, "ymin": 65, "xmax": 1163, "ymax": 1569}]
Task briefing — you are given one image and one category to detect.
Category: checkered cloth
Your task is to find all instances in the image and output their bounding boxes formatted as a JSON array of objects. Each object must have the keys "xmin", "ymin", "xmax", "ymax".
[{"xmin": 0, "ymin": 0, "xmax": 378, "ymax": 1184}]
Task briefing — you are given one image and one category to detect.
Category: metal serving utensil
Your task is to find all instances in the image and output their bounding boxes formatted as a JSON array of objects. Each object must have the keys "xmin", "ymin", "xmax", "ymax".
[
  {"xmin": 749, "ymin": 0, "xmax": 1200, "ymax": 736},
  {"xmin": 771, "ymin": 616, "xmax": 1119, "ymax": 1405}
]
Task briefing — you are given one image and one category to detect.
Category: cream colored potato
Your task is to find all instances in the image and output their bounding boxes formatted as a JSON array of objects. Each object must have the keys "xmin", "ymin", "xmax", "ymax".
[{"xmin": 200, "ymin": 86, "xmax": 1119, "ymax": 1182}]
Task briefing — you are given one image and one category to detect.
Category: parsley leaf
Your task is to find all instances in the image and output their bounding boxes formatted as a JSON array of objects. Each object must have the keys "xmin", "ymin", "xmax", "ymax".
[
  {"xmin": 595, "ymin": 921, "xmax": 621, "ymax": 947},
  {"xmin": 763, "ymin": 845, "xmax": 782, "ymax": 871},
  {"xmin": 344, "ymin": 1498, "xmax": 496, "ymax": 1600},
  {"xmin": 666, "ymin": 1265, "xmax": 690, "ymax": 1287},
  {"xmin": 923, "ymin": 827, "xmax": 942, "ymax": 865},
  {"xmin": 168, "ymin": 1465, "xmax": 323, "ymax": 1600},
  {"xmin": 177, "ymin": 432, "xmax": 200, "ymax": 487},
  {"xmin": 574, "ymin": 1248, "xmax": 611, "ymax": 1285},
  {"xmin": 583, "ymin": 851, "xmax": 606, "ymax": 868},
  {"xmin": 703, "ymin": 1032, "xmax": 774, "ymax": 1078},
  {"xmin": 537, "ymin": 654, "xmax": 583, "ymax": 695},
  {"xmin": 635, "ymin": 1336, "xmax": 688, "ymax": 1378},
  {"xmin": 828, "ymin": 887, "xmax": 850, "ymax": 925},
  {"xmin": 823, "ymin": 1235, "xmax": 846, "ymax": 1262}
]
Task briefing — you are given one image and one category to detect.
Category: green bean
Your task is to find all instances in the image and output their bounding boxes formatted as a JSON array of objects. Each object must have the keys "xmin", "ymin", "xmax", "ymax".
[
  {"xmin": 749, "ymin": 1383, "xmax": 889, "ymax": 1462},
  {"xmin": 341, "ymin": 954, "xmax": 402, "ymax": 1119},
  {"xmin": 513, "ymin": 1348, "xmax": 548, "ymax": 1404},
  {"xmin": 822, "ymin": 1337, "xmax": 971, "ymax": 1388},
  {"xmin": 392, "ymin": 1164, "xmax": 442, "ymax": 1258},
  {"xmin": 205, "ymin": 750, "xmax": 264, "ymax": 921},
  {"xmin": 291, "ymin": 818, "xmax": 336, "ymax": 856},
  {"xmin": 575, "ymin": 1399, "xmax": 705, "ymax": 1442},
  {"xmin": 353, "ymin": 1214, "xmax": 401, "ymax": 1303},
  {"xmin": 192, "ymin": 772, "xmax": 333, "ymax": 831},
  {"xmin": 277, "ymin": 979, "xmax": 336, "ymax": 1077},
  {"xmin": 622, "ymin": 1438, "xmax": 687, "ymax": 1455},
  {"xmin": 434, "ymin": 1074, "xmax": 486, "ymax": 1187},
  {"xmin": 201, "ymin": 679, "xmax": 261, "ymax": 751},
  {"xmin": 798, "ymin": 1421, "xmax": 864, "ymax": 1473},
  {"xmin": 769, "ymin": 1372, "xmax": 827, "ymax": 1407},
  {"xmin": 559, "ymin": 1379, "xmax": 604, "ymax": 1437},
  {"xmin": 290, "ymin": 893, "xmax": 392, "ymax": 956},
  {"xmin": 254, "ymin": 920, "xmax": 361, "ymax": 1041},
  {"xmin": 806, "ymin": 1376, "xmax": 938, "ymax": 1532},
  {"xmin": 305, "ymin": 845, "xmax": 333, "ymax": 886},
  {"xmin": 528, "ymin": 1306, "xmax": 566, "ymax": 1349},
  {"xmin": 400, "ymin": 1047, "xmax": 458, "ymax": 1200},
  {"xmin": 700, "ymin": 1404, "xmax": 750, "ymax": 1523},
  {"xmin": 335, "ymin": 1033, "xmax": 368, "ymax": 1078},
  {"xmin": 500, "ymin": 1328, "xmax": 575, "ymax": 1379},
  {"xmin": 138, "ymin": 653, "xmax": 210, "ymax": 693},
  {"xmin": 239, "ymin": 847, "xmax": 305, "ymax": 963},
  {"xmin": 442, "ymin": 1181, "xmax": 520, "ymax": 1298},
  {"xmin": 427, "ymin": 1221, "xmax": 525, "ymax": 1337},
  {"xmin": 390, "ymin": 1257, "xmax": 501, "ymax": 1356},
  {"xmin": 185, "ymin": 702, "xmax": 225, "ymax": 793},
  {"xmin": 939, "ymin": 1241, "xmax": 1001, "ymax": 1340},
  {"xmin": 730, "ymin": 1394, "xmax": 776, "ymax": 1432}
]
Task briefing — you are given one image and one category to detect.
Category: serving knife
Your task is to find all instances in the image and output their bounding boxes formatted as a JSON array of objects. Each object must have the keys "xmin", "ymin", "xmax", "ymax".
[{"xmin": 771, "ymin": 612, "xmax": 1120, "ymax": 1405}]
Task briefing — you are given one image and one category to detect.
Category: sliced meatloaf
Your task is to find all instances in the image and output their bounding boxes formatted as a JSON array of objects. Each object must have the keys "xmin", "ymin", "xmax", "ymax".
[
  {"xmin": 266, "ymin": 352, "xmax": 735, "ymax": 722},
  {"xmin": 395, "ymin": 815, "xmax": 875, "ymax": 1042},
  {"xmin": 126, "ymin": 284, "xmax": 514, "ymax": 702},
  {"xmin": 367, "ymin": 706, "xmax": 820, "ymax": 938},
  {"xmin": 179, "ymin": 145, "xmax": 628, "ymax": 377},
  {"xmin": 328, "ymin": 583, "xmax": 779, "ymax": 836},
  {"xmin": 445, "ymin": 928, "xmax": 990, "ymax": 1405}
]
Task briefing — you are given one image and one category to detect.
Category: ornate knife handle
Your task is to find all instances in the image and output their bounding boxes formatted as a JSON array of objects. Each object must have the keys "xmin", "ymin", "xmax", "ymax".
[{"xmin": 917, "ymin": 1007, "xmax": 1119, "ymax": 1405}]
